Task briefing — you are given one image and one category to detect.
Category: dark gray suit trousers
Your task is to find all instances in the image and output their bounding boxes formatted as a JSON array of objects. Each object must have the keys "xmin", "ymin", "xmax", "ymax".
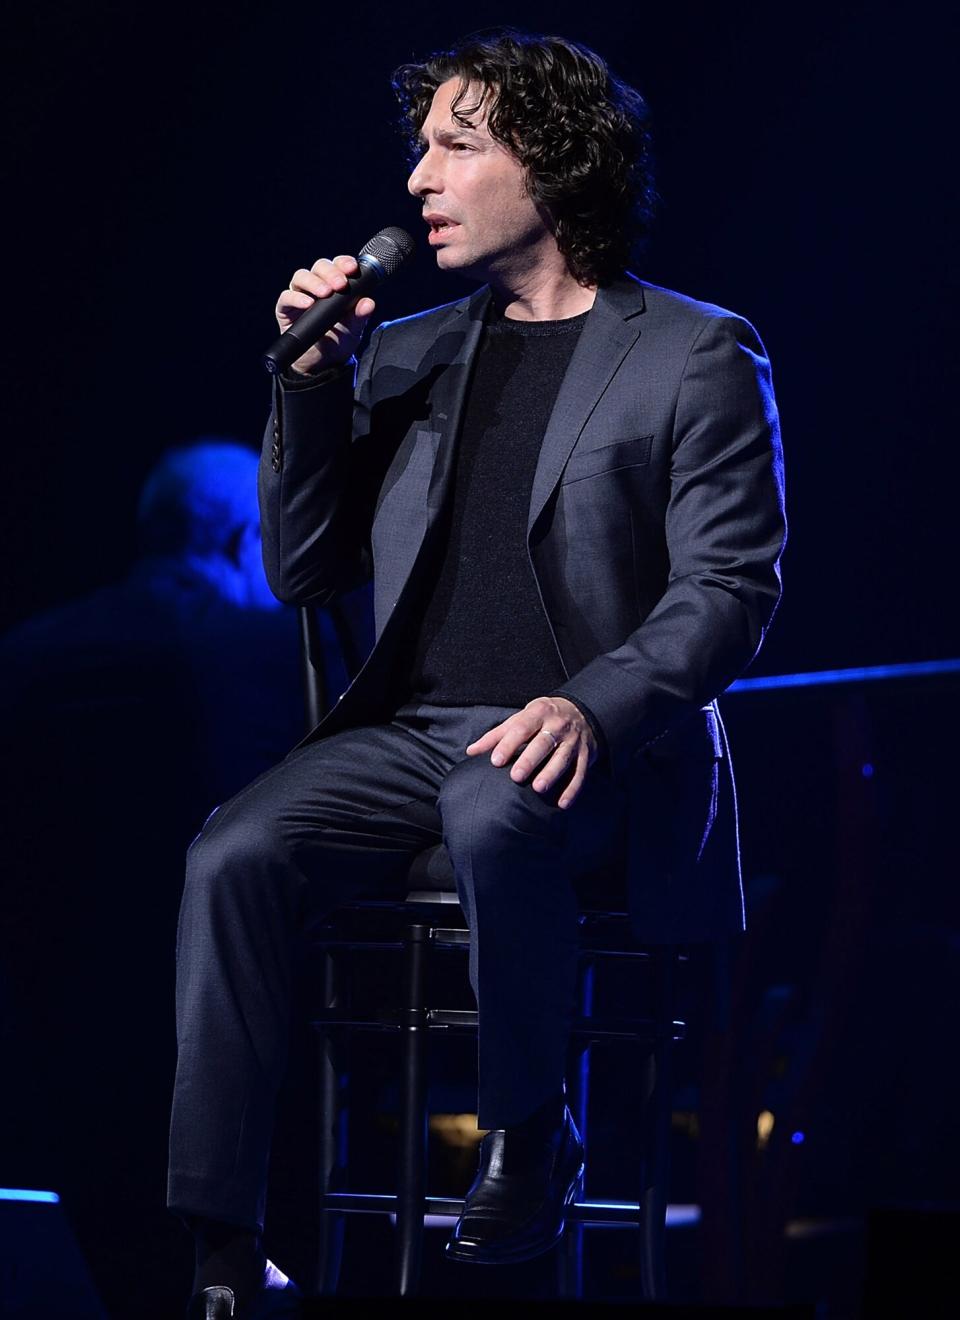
[{"xmin": 166, "ymin": 698, "xmax": 627, "ymax": 1231}]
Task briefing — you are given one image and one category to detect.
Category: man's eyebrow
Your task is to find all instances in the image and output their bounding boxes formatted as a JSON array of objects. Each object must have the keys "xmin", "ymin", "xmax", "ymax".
[{"xmin": 416, "ymin": 124, "xmax": 484, "ymax": 146}]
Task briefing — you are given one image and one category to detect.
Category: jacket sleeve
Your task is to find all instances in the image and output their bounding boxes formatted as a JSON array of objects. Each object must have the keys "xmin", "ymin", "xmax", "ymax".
[
  {"xmin": 257, "ymin": 323, "xmax": 386, "ymax": 606},
  {"xmin": 554, "ymin": 312, "xmax": 787, "ymax": 775}
]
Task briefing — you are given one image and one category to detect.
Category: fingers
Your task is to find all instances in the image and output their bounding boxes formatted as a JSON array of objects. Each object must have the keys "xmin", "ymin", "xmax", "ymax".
[
  {"xmin": 344, "ymin": 296, "xmax": 376, "ymax": 324},
  {"xmin": 274, "ymin": 254, "xmax": 375, "ymax": 372},
  {"xmin": 493, "ymin": 702, "xmax": 570, "ymax": 774},
  {"xmin": 465, "ymin": 723, "xmax": 509, "ymax": 756},
  {"xmin": 464, "ymin": 697, "xmax": 594, "ymax": 809},
  {"xmin": 275, "ymin": 254, "xmax": 374, "ymax": 322},
  {"xmin": 466, "ymin": 711, "xmax": 570, "ymax": 780},
  {"xmin": 509, "ymin": 726, "xmax": 571, "ymax": 783},
  {"xmin": 554, "ymin": 743, "xmax": 590, "ymax": 809},
  {"xmin": 520, "ymin": 732, "xmax": 587, "ymax": 804},
  {"xmin": 465, "ymin": 711, "xmax": 540, "ymax": 764},
  {"xmin": 289, "ymin": 254, "xmax": 359, "ymax": 301},
  {"xmin": 495, "ymin": 722, "xmax": 585, "ymax": 809}
]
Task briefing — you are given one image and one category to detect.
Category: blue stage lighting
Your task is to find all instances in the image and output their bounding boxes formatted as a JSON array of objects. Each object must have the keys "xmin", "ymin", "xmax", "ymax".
[{"xmin": 729, "ymin": 657, "xmax": 960, "ymax": 693}]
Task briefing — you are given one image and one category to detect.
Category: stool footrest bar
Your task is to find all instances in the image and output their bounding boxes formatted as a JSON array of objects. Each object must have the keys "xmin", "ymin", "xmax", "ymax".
[{"xmin": 320, "ymin": 1193, "xmax": 697, "ymax": 1228}]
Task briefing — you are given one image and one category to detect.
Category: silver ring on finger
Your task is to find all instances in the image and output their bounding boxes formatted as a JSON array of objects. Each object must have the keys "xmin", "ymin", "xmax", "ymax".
[{"xmin": 542, "ymin": 728, "xmax": 559, "ymax": 750}]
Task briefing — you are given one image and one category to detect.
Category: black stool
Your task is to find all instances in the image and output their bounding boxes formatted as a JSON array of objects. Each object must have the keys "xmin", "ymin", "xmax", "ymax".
[{"xmin": 310, "ymin": 844, "xmax": 684, "ymax": 1301}]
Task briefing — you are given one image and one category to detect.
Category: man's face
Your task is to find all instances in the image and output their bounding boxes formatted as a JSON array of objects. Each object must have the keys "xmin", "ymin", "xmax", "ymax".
[{"xmin": 407, "ymin": 77, "xmax": 554, "ymax": 281}]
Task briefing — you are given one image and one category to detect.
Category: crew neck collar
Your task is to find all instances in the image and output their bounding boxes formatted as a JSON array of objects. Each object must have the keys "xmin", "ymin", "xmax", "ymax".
[{"xmin": 486, "ymin": 305, "xmax": 592, "ymax": 336}]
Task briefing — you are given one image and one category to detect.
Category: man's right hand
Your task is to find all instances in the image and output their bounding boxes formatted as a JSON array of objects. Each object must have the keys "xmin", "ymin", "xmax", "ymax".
[{"xmin": 275, "ymin": 255, "xmax": 376, "ymax": 376}]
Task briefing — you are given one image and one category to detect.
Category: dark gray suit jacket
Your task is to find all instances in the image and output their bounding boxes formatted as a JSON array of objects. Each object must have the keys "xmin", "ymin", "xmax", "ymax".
[{"xmin": 259, "ymin": 272, "xmax": 786, "ymax": 942}]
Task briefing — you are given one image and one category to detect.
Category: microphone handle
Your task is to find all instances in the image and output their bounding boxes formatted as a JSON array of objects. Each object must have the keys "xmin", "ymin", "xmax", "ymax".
[{"xmin": 262, "ymin": 255, "xmax": 384, "ymax": 376}]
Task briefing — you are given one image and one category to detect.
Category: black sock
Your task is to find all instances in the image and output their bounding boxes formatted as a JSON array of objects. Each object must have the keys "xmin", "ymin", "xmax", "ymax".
[{"xmin": 190, "ymin": 1218, "xmax": 265, "ymax": 1304}]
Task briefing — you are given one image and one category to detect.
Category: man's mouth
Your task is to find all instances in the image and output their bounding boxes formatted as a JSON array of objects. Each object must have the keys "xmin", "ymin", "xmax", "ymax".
[{"xmin": 424, "ymin": 214, "xmax": 458, "ymax": 233}]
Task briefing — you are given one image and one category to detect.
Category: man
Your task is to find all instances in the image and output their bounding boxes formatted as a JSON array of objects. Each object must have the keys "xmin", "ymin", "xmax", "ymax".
[{"xmin": 168, "ymin": 29, "xmax": 786, "ymax": 1317}]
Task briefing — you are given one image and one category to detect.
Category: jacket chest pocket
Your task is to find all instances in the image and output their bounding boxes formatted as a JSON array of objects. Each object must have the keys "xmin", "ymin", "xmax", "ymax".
[{"xmin": 561, "ymin": 434, "xmax": 654, "ymax": 485}]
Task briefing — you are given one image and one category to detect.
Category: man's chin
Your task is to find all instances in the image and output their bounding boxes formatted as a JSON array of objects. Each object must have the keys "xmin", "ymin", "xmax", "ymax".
[{"xmin": 434, "ymin": 248, "xmax": 484, "ymax": 279}]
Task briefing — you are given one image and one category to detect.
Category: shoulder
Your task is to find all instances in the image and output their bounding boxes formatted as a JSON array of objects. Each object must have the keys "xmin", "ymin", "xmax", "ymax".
[
  {"xmin": 608, "ymin": 274, "xmax": 770, "ymax": 375},
  {"xmin": 619, "ymin": 271, "xmax": 761, "ymax": 336}
]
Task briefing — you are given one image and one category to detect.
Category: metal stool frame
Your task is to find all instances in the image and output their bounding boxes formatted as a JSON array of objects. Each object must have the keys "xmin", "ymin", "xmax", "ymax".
[{"xmin": 311, "ymin": 887, "xmax": 683, "ymax": 1300}]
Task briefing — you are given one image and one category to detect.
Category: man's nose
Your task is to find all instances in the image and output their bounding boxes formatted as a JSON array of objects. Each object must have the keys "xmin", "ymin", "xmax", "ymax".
[{"xmin": 407, "ymin": 150, "xmax": 440, "ymax": 198}]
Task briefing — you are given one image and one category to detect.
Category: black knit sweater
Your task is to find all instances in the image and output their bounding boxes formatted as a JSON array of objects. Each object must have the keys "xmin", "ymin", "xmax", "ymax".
[{"xmin": 403, "ymin": 308, "xmax": 599, "ymax": 734}]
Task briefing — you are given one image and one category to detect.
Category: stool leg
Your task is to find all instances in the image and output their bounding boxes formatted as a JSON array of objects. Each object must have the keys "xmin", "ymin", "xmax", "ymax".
[
  {"xmin": 317, "ymin": 948, "xmax": 347, "ymax": 1295},
  {"xmin": 558, "ymin": 958, "xmax": 594, "ymax": 1299},
  {"xmin": 396, "ymin": 920, "xmax": 429, "ymax": 1296},
  {"xmin": 638, "ymin": 947, "xmax": 677, "ymax": 1301}
]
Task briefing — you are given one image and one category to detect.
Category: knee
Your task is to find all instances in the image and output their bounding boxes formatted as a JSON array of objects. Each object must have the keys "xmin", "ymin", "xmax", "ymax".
[
  {"xmin": 438, "ymin": 754, "xmax": 555, "ymax": 869},
  {"xmin": 183, "ymin": 801, "xmax": 292, "ymax": 918}
]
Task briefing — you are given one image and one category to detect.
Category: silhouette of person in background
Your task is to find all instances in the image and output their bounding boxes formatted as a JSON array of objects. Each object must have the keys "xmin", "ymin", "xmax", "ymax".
[
  {"xmin": 0, "ymin": 437, "xmax": 368, "ymax": 1318},
  {"xmin": 1, "ymin": 438, "xmax": 314, "ymax": 811}
]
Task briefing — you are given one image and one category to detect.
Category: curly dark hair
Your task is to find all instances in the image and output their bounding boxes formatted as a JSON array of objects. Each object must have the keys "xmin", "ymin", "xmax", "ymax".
[{"xmin": 392, "ymin": 28, "xmax": 657, "ymax": 287}]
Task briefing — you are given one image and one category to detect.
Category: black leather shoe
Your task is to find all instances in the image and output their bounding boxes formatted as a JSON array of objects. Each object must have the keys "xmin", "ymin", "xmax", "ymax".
[
  {"xmin": 445, "ymin": 1105, "xmax": 584, "ymax": 1264},
  {"xmin": 186, "ymin": 1260, "xmax": 301, "ymax": 1318}
]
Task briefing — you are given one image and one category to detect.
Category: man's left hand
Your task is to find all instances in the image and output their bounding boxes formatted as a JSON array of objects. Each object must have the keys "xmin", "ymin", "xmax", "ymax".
[{"xmin": 465, "ymin": 696, "xmax": 597, "ymax": 809}]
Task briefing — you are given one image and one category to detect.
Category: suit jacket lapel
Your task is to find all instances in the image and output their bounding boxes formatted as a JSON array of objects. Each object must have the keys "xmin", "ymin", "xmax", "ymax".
[
  {"xmin": 423, "ymin": 284, "xmax": 491, "ymax": 514},
  {"xmin": 375, "ymin": 274, "xmax": 645, "ymax": 615},
  {"xmin": 527, "ymin": 276, "xmax": 647, "ymax": 534},
  {"xmin": 371, "ymin": 286, "xmax": 489, "ymax": 632}
]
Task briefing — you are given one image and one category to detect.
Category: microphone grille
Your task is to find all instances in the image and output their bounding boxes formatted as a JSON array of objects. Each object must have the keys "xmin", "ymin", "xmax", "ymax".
[{"xmin": 359, "ymin": 226, "xmax": 416, "ymax": 275}]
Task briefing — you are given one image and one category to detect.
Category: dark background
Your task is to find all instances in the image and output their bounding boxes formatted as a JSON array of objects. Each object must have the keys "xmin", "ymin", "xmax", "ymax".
[
  {"xmin": 3, "ymin": 0, "xmax": 956, "ymax": 669},
  {"xmin": 1, "ymin": 2, "xmax": 957, "ymax": 1317}
]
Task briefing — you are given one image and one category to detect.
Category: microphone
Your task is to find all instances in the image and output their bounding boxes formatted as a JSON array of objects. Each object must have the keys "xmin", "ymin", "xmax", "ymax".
[{"xmin": 262, "ymin": 226, "xmax": 415, "ymax": 375}]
